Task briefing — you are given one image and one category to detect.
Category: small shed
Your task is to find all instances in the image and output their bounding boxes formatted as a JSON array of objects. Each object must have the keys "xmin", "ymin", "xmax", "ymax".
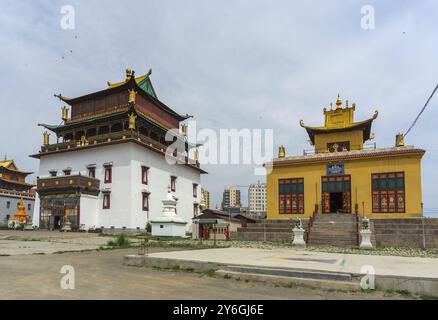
[{"xmin": 192, "ymin": 209, "xmax": 256, "ymax": 240}]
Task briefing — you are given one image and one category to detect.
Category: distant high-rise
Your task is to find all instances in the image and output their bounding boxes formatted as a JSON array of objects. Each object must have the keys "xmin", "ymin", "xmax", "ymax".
[
  {"xmin": 222, "ymin": 186, "xmax": 241, "ymax": 210},
  {"xmin": 201, "ymin": 188, "xmax": 210, "ymax": 210},
  {"xmin": 248, "ymin": 181, "xmax": 267, "ymax": 216}
]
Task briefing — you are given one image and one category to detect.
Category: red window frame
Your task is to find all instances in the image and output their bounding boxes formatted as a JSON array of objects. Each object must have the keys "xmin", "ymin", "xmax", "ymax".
[
  {"xmin": 193, "ymin": 183, "xmax": 198, "ymax": 197},
  {"xmin": 104, "ymin": 166, "xmax": 112, "ymax": 183},
  {"xmin": 103, "ymin": 193, "xmax": 111, "ymax": 209},
  {"xmin": 278, "ymin": 178, "xmax": 305, "ymax": 214},
  {"xmin": 141, "ymin": 166, "xmax": 149, "ymax": 185},
  {"xmin": 371, "ymin": 172, "xmax": 405, "ymax": 213},
  {"xmin": 171, "ymin": 176, "xmax": 177, "ymax": 192},
  {"xmin": 193, "ymin": 204, "xmax": 199, "ymax": 217},
  {"xmin": 88, "ymin": 167, "xmax": 96, "ymax": 178},
  {"xmin": 142, "ymin": 192, "xmax": 149, "ymax": 211}
]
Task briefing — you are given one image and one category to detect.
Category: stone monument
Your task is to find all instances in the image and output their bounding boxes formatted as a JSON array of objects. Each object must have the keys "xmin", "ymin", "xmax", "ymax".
[
  {"xmin": 150, "ymin": 187, "xmax": 188, "ymax": 237},
  {"xmin": 292, "ymin": 218, "xmax": 306, "ymax": 247},
  {"xmin": 359, "ymin": 217, "xmax": 373, "ymax": 250}
]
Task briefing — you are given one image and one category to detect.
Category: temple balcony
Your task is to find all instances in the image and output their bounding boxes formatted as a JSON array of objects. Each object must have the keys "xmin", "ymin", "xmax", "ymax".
[
  {"xmin": 34, "ymin": 130, "xmax": 201, "ymax": 169},
  {"xmin": 37, "ymin": 174, "xmax": 101, "ymax": 197}
]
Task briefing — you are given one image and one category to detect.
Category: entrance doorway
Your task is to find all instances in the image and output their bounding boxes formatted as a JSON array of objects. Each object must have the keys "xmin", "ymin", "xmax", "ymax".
[
  {"xmin": 322, "ymin": 175, "xmax": 351, "ymax": 213},
  {"xmin": 329, "ymin": 192, "xmax": 343, "ymax": 213}
]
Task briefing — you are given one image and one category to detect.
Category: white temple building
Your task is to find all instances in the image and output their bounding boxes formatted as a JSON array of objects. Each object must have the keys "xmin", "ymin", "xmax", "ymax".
[{"xmin": 31, "ymin": 68, "xmax": 205, "ymax": 232}]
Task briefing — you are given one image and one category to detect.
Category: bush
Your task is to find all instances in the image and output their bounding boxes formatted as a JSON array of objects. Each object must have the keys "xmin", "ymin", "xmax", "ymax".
[
  {"xmin": 146, "ymin": 222, "xmax": 152, "ymax": 233},
  {"xmin": 107, "ymin": 234, "xmax": 131, "ymax": 247}
]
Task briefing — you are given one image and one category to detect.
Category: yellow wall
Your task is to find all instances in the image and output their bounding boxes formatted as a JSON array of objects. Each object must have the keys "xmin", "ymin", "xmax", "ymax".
[
  {"xmin": 267, "ymin": 154, "xmax": 423, "ymax": 219},
  {"xmin": 314, "ymin": 130, "xmax": 364, "ymax": 153}
]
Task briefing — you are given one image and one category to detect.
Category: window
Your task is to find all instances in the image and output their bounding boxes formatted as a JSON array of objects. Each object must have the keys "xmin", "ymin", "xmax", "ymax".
[
  {"xmin": 27, "ymin": 204, "xmax": 31, "ymax": 211},
  {"xmin": 49, "ymin": 170, "xmax": 57, "ymax": 177},
  {"xmin": 63, "ymin": 168, "xmax": 71, "ymax": 176},
  {"xmin": 171, "ymin": 176, "xmax": 177, "ymax": 192},
  {"xmin": 104, "ymin": 166, "xmax": 112, "ymax": 183},
  {"xmin": 193, "ymin": 183, "xmax": 198, "ymax": 197},
  {"xmin": 141, "ymin": 166, "xmax": 149, "ymax": 185},
  {"xmin": 103, "ymin": 192, "xmax": 111, "ymax": 209},
  {"xmin": 88, "ymin": 167, "xmax": 96, "ymax": 178},
  {"xmin": 193, "ymin": 204, "xmax": 199, "ymax": 217},
  {"xmin": 142, "ymin": 192, "xmax": 149, "ymax": 211},
  {"xmin": 327, "ymin": 141, "xmax": 350, "ymax": 152},
  {"xmin": 372, "ymin": 172, "xmax": 405, "ymax": 213},
  {"xmin": 6, "ymin": 201, "xmax": 10, "ymax": 209},
  {"xmin": 278, "ymin": 178, "xmax": 304, "ymax": 214}
]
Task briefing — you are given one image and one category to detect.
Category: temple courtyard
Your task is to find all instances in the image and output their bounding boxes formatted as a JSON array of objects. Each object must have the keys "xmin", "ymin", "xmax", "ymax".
[{"xmin": 0, "ymin": 230, "xmax": 437, "ymax": 299}]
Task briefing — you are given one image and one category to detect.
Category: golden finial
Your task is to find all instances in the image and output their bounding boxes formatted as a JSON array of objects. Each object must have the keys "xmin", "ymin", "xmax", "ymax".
[
  {"xmin": 128, "ymin": 112, "xmax": 137, "ymax": 130},
  {"xmin": 336, "ymin": 94, "xmax": 342, "ymax": 109},
  {"xmin": 43, "ymin": 131, "xmax": 50, "ymax": 146},
  {"xmin": 128, "ymin": 89, "xmax": 137, "ymax": 104},
  {"xmin": 125, "ymin": 68, "xmax": 133, "ymax": 81},
  {"xmin": 194, "ymin": 148, "xmax": 199, "ymax": 162},
  {"xmin": 278, "ymin": 145, "xmax": 286, "ymax": 158},
  {"xmin": 61, "ymin": 106, "xmax": 69, "ymax": 122}
]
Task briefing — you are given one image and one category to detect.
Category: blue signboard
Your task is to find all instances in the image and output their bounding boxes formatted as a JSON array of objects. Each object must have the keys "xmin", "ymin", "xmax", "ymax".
[{"xmin": 327, "ymin": 163, "xmax": 345, "ymax": 176}]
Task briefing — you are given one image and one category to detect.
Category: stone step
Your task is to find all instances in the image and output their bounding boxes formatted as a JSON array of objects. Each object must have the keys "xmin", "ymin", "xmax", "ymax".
[
  {"xmin": 232, "ymin": 232, "xmax": 292, "ymax": 242},
  {"xmin": 215, "ymin": 267, "xmax": 360, "ymax": 291},
  {"xmin": 215, "ymin": 270, "xmax": 360, "ymax": 291}
]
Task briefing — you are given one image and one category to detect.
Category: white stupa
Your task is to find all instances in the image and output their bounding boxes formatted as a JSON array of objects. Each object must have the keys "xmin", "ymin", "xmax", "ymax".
[{"xmin": 150, "ymin": 187, "xmax": 188, "ymax": 237}]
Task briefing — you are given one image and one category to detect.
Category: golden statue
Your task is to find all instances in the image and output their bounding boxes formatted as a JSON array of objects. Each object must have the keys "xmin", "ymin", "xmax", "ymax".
[
  {"xmin": 128, "ymin": 112, "xmax": 137, "ymax": 130},
  {"xmin": 128, "ymin": 89, "xmax": 137, "ymax": 104},
  {"xmin": 61, "ymin": 106, "xmax": 69, "ymax": 122},
  {"xmin": 43, "ymin": 131, "xmax": 50, "ymax": 146}
]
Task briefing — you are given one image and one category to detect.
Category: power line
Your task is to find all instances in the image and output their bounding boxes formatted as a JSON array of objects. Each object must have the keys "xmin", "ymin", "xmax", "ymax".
[{"xmin": 404, "ymin": 83, "xmax": 438, "ymax": 137}]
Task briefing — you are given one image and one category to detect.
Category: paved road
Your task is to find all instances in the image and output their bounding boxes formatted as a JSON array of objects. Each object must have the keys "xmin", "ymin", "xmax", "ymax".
[{"xmin": 0, "ymin": 248, "xmax": 408, "ymax": 300}]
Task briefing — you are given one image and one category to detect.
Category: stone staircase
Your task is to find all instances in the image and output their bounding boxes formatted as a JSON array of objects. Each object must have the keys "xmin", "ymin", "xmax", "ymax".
[
  {"xmin": 232, "ymin": 219, "xmax": 309, "ymax": 242},
  {"xmin": 307, "ymin": 213, "xmax": 360, "ymax": 247}
]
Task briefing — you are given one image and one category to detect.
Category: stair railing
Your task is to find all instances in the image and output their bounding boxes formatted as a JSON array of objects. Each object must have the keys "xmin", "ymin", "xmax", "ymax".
[
  {"xmin": 355, "ymin": 213, "xmax": 360, "ymax": 246},
  {"xmin": 306, "ymin": 210, "xmax": 317, "ymax": 243}
]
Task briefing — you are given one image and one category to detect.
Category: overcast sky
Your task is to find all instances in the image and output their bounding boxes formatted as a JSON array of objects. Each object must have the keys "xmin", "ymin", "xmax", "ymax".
[{"xmin": 0, "ymin": 0, "xmax": 437, "ymax": 216}]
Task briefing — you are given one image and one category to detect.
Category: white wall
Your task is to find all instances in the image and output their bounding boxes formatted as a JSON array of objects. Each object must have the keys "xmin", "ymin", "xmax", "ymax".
[{"xmin": 33, "ymin": 142, "xmax": 202, "ymax": 230}]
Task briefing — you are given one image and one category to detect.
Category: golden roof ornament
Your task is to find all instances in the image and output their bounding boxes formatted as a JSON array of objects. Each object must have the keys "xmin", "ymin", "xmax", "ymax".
[
  {"xmin": 181, "ymin": 124, "xmax": 188, "ymax": 137},
  {"xmin": 336, "ymin": 94, "xmax": 342, "ymax": 109},
  {"xmin": 278, "ymin": 145, "xmax": 286, "ymax": 158},
  {"xmin": 194, "ymin": 148, "xmax": 199, "ymax": 162},
  {"xmin": 125, "ymin": 68, "xmax": 133, "ymax": 81},
  {"xmin": 395, "ymin": 133, "xmax": 405, "ymax": 147},
  {"xmin": 128, "ymin": 112, "xmax": 137, "ymax": 130},
  {"xmin": 43, "ymin": 131, "xmax": 50, "ymax": 146},
  {"xmin": 61, "ymin": 106, "xmax": 69, "ymax": 122},
  {"xmin": 128, "ymin": 89, "xmax": 137, "ymax": 104}
]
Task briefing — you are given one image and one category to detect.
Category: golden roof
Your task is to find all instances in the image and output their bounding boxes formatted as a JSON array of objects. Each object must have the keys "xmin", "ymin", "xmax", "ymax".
[{"xmin": 299, "ymin": 95, "xmax": 378, "ymax": 143}]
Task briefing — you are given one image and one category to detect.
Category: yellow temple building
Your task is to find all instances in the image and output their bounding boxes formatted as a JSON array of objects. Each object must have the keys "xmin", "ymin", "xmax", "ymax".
[{"xmin": 266, "ymin": 95, "xmax": 425, "ymax": 219}]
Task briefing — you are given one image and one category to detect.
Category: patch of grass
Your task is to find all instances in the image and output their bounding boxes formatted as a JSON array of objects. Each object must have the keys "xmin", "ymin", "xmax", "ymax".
[
  {"xmin": 396, "ymin": 289, "xmax": 413, "ymax": 297},
  {"xmin": 0, "ymin": 254, "xmax": 11, "ymax": 257},
  {"xmin": 223, "ymin": 274, "xmax": 231, "ymax": 279},
  {"xmin": 32, "ymin": 252, "xmax": 46, "ymax": 255},
  {"xmin": 419, "ymin": 294, "xmax": 438, "ymax": 300},
  {"xmin": 202, "ymin": 269, "xmax": 216, "ymax": 277}
]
